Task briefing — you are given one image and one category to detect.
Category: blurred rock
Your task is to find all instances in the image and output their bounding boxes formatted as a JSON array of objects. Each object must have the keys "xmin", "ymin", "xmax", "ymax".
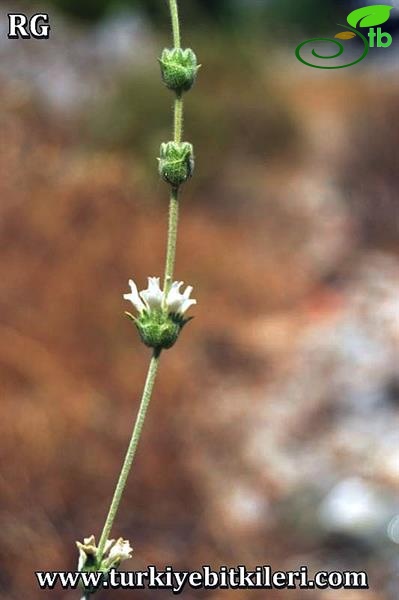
[{"xmin": 318, "ymin": 477, "xmax": 396, "ymax": 537}]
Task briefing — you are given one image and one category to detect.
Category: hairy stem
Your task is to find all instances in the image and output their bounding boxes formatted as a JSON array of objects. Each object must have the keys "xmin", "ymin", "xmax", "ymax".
[
  {"xmin": 163, "ymin": 1, "xmax": 184, "ymax": 292},
  {"xmin": 169, "ymin": 0, "xmax": 181, "ymax": 48},
  {"xmin": 174, "ymin": 95, "xmax": 183, "ymax": 143},
  {"xmin": 97, "ymin": 352, "xmax": 161, "ymax": 559},
  {"xmin": 163, "ymin": 187, "xmax": 179, "ymax": 292}
]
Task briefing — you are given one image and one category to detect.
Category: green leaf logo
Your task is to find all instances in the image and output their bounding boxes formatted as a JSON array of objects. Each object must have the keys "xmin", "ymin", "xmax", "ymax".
[{"xmin": 347, "ymin": 5, "xmax": 394, "ymax": 28}]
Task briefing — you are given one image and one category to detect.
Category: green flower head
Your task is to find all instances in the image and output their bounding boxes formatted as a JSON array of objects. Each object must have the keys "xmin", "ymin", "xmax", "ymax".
[
  {"xmin": 159, "ymin": 47, "xmax": 200, "ymax": 93},
  {"xmin": 158, "ymin": 141, "xmax": 194, "ymax": 188}
]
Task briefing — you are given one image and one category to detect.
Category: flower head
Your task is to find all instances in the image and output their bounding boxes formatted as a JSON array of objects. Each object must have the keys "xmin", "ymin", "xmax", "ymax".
[
  {"xmin": 77, "ymin": 535, "xmax": 133, "ymax": 572},
  {"xmin": 158, "ymin": 141, "xmax": 194, "ymax": 188},
  {"xmin": 123, "ymin": 277, "xmax": 196, "ymax": 350},
  {"xmin": 76, "ymin": 535, "xmax": 133, "ymax": 593},
  {"xmin": 159, "ymin": 47, "xmax": 200, "ymax": 94}
]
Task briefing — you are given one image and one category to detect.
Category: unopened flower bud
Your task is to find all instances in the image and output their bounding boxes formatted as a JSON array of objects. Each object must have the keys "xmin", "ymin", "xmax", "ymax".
[
  {"xmin": 159, "ymin": 47, "xmax": 199, "ymax": 93},
  {"xmin": 158, "ymin": 141, "xmax": 194, "ymax": 187}
]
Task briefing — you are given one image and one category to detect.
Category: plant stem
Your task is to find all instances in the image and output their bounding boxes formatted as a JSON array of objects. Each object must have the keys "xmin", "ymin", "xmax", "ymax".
[
  {"xmin": 163, "ymin": 0, "xmax": 184, "ymax": 293},
  {"xmin": 174, "ymin": 95, "xmax": 183, "ymax": 143},
  {"xmin": 94, "ymin": 0, "xmax": 183, "ymax": 572},
  {"xmin": 97, "ymin": 352, "xmax": 161, "ymax": 559},
  {"xmin": 163, "ymin": 187, "xmax": 179, "ymax": 292},
  {"xmin": 169, "ymin": 0, "xmax": 181, "ymax": 48}
]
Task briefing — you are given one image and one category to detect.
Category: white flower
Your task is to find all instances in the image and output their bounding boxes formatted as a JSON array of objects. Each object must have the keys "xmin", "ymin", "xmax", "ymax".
[
  {"xmin": 76, "ymin": 535, "xmax": 133, "ymax": 572},
  {"xmin": 123, "ymin": 277, "xmax": 196, "ymax": 316},
  {"xmin": 107, "ymin": 538, "xmax": 133, "ymax": 564}
]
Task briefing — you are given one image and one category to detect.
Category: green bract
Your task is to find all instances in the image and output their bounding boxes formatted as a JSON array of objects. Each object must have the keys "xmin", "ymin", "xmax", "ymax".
[
  {"xmin": 159, "ymin": 47, "xmax": 199, "ymax": 93},
  {"xmin": 128, "ymin": 310, "xmax": 190, "ymax": 351},
  {"xmin": 158, "ymin": 141, "xmax": 194, "ymax": 187}
]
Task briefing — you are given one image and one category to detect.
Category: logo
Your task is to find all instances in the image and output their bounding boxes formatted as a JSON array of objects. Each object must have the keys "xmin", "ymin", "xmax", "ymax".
[
  {"xmin": 296, "ymin": 4, "xmax": 394, "ymax": 69},
  {"xmin": 8, "ymin": 13, "xmax": 50, "ymax": 39}
]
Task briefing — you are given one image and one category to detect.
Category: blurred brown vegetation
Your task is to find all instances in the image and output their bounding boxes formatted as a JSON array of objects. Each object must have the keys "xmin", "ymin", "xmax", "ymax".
[{"xmin": 0, "ymin": 10, "xmax": 399, "ymax": 600}]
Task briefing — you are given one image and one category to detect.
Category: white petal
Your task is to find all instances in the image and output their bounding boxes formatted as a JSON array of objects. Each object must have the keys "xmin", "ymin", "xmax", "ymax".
[
  {"xmin": 183, "ymin": 285, "xmax": 193, "ymax": 299},
  {"xmin": 166, "ymin": 281, "xmax": 184, "ymax": 313},
  {"xmin": 180, "ymin": 298, "xmax": 197, "ymax": 314},
  {"xmin": 140, "ymin": 277, "xmax": 164, "ymax": 311},
  {"xmin": 103, "ymin": 539, "xmax": 115, "ymax": 554},
  {"xmin": 167, "ymin": 281, "xmax": 196, "ymax": 315},
  {"xmin": 77, "ymin": 547, "xmax": 87, "ymax": 572},
  {"xmin": 123, "ymin": 279, "xmax": 146, "ymax": 313},
  {"xmin": 76, "ymin": 535, "xmax": 97, "ymax": 572}
]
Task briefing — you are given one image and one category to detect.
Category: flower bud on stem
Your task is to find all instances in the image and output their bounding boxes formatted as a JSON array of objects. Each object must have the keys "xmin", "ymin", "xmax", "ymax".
[
  {"xmin": 158, "ymin": 142, "xmax": 194, "ymax": 187},
  {"xmin": 160, "ymin": 48, "xmax": 200, "ymax": 94}
]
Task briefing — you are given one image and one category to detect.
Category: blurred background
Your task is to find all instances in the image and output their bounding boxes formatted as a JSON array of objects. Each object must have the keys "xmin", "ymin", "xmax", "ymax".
[{"xmin": 0, "ymin": 0, "xmax": 398, "ymax": 598}]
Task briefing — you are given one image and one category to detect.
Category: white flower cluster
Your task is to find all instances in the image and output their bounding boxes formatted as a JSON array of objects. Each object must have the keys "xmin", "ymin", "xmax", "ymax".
[
  {"xmin": 77, "ymin": 535, "xmax": 133, "ymax": 572},
  {"xmin": 124, "ymin": 277, "xmax": 196, "ymax": 316}
]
